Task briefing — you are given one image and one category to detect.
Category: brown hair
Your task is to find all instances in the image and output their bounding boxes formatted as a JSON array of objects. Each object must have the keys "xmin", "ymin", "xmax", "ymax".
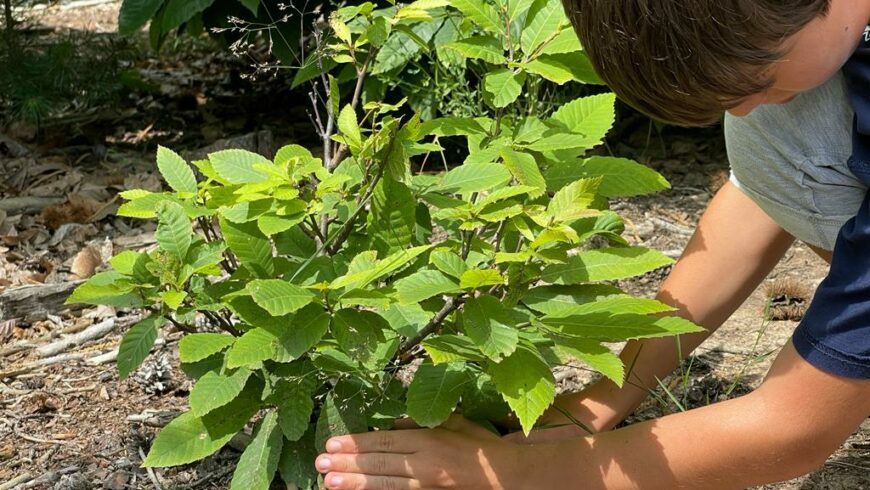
[{"xmin": 562, "ymin": 0, "xmax": 831, "ymax": 126}]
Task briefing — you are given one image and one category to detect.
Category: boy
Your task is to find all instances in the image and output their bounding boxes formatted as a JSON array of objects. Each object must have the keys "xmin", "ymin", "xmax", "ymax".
[{"xmin": 313, "ymin": 1, "xmax": 870, "ymax": 487}]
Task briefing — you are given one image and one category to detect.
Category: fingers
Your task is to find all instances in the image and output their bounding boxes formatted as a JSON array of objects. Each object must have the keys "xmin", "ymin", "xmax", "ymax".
[
  {"xmin": 322, "ymin": 473, "xmax": 420, "ymax": 490},
  {"xmin": 317, "ymin": 453, "xmax": 413, "ymax": 477},
  {"xmin": 326, "ymin": 429, "xmax": 428, "ymax": 454}
]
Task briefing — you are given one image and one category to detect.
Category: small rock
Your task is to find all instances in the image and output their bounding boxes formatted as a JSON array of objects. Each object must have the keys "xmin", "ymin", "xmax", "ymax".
[
  {"xmin": 0, "ymin": 134, "xmax": 31, "ymax": 157},
  {"xmin": 99, "ymin": 385, "xmax": 110, "ymax": 401},
  {"xmin": 103, "ymin": 470, "xmax": 129, "ymax": 490}
]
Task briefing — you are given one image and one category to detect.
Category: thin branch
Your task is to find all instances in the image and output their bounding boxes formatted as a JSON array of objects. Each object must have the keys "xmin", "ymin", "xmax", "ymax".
[
  {"xmin": 398, "ymin": 297, "xmax": 464, "ymax": 356},
  {"xmin": 202, "ymin": 310, "xmax": 241, "ymax": 337},
  {"xmin": 330, "ymin": 49, "xmax": 375, "ymax": 170}
]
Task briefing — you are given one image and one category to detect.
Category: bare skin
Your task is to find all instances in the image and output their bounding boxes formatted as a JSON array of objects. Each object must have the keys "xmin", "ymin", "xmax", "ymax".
[{"xmin": 314, "ymin": 1, "xmax": 870, "ymax": 487}]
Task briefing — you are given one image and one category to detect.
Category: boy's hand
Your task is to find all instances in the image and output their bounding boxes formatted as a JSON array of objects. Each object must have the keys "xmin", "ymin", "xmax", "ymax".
[{"xmin": 315, "ymin": 415, "xmax": 547, "ymax": 490}]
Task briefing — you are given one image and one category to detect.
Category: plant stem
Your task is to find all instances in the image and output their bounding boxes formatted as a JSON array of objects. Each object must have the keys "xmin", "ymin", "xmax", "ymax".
[
  {"xmin": 398, "ymin": 295, "xmax": 464, "ymax": 355},
  {"xmin": 3, "ymin": 0, "xmax": 13, "ymax": 41}
]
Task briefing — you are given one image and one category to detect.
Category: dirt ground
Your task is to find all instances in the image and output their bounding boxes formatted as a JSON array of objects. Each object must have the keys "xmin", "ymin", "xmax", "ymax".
[{"xmin": 1, "ymin": 2, "xmax": 867, "ymax": 489}]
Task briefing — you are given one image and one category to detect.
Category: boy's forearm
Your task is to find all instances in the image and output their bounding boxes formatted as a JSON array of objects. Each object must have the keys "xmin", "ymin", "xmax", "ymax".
[
  {"xmin": 544, "ymin": 182, "xmax": 795, "ymax": 431},
  {"xmin": 533, "ymin": 342, "xmax": 870, "ymax": 489}
]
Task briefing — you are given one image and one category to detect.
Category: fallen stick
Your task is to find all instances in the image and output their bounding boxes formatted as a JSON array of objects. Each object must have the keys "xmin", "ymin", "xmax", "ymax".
[
  {"xmin": 0, "ymin": 352, "xmax": 90, "ymax": 379},
  {"xmin": 0, "ymin": 472, "xmax": 32, "ymax": 490},
  {"xmin": 0, "ymin": 196, "xmax": 65, "ymax": 214},
  {"xmin": 0, "ymin": 281, "xmax": 82, "ymax": 322},
  {"xmin": 36, "ymin": 318, "xmax": 116, "ymax": 357}
]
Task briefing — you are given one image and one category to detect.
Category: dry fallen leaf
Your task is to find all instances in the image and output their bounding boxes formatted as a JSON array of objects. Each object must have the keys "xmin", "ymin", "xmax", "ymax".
[{"xmin": 71, "ymin": 245, "xmax": 102, "ymax": 279}]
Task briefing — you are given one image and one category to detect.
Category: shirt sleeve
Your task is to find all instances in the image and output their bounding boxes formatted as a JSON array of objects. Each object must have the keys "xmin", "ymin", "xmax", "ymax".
[{"xmin": 792, "ymin": 187, "xmax": 870, "ymax": 379}]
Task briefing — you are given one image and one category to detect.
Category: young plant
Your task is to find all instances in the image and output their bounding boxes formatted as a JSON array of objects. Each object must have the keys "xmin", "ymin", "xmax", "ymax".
[{"xmin": 69, "ymin": 0, "xmax": 701, "ymax": 487}]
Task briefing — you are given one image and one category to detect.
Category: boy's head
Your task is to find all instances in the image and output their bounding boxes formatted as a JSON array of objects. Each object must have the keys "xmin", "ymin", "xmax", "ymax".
[{"xmin": 563, "ymin": 0, "xmax": 864, "ymax": 126}]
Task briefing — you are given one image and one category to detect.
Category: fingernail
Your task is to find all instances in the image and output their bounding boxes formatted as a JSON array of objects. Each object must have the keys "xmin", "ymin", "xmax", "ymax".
[
  {"xmin": 316, "ymin": 456, "xmax": 331, "ymax": 471},
  {"xmin": 327, "ymin": 474, "xmax": 344, "ymax": 487},
  {"xmin": 326, "ymin": 439, "xmax": 342, "ymax": 452}
]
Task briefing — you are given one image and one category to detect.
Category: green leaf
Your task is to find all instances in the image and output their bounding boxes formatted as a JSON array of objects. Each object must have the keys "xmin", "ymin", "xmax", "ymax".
[
  {"xmin": 500, "ymin": 148, "xmax": 546, "ymax": 197},
  {"xmin": 548, "ymin": 157, "xmax": 670, "ymax": 198},
  {"xmin": 185, "ymin": 241, "xmax": 227, "ymax": 273},
  {"xmin": 226, "ymin": 308, "xmax": 328, "ymax": 368},
  {"xmin": 550, "ymin": 93, "xmax": 615, "ymax": 147},
  {"xmin": 226, "ymin": 328, "xmax": 276, "ymax": 368},
  {"xmin": 330, "ymin": 245, "xmax": 432, "ymax": 290},
  {"xmin": 488, "ymin": 341, "xmax": 555, "ymax": 435},
  {"xmin": 117, "ymin": 316, "xmax": 163, "ymax": 379},
  {"xmin": 552, "ymin": 337, "xmax": 624, "ymax": 386},
  {"xmin": 118, "ymin": 0, "xmax": 165, "ymax": 36},
  {"xmin": 430, "ymin": 250, "xmax": 468, "ymax": 279},
  {"xmin": 524, "ymin": 131, "xmax": 599, "ymax": 152},
  {"xmin": 247, "ymin": 280, "xmax": 315, "ymax": 316},
  {"xmin": 546, "ymin": 178, "xmax": 598, "ymax": 222},
  {"xmin": 524, "ymin": 56, "xmax": 574, "ymax": 84},
  {"xmin": 221, "ymin": 199, "xmax": 273, "ymax": 223},
  {"xmin": 394, "ymin": 269, "xmax": 461, "ymax": 304},
  {"xmin": 373, "ymin": 18, "xmax": 443, "ymax": 74},
  {"xmin": 257, "ymin": 215, "xmax": 304, "ymax": 236},
  {"xmin": 521, "ymin": 0, "xmax": 566, "ymax": 54},
  {"xmin": 230, "ymin": 412, "xmax": 282, "ymax": 490},
  {"xmin": 420, "ymin": 117, "xmax": 488, "ymax": 137},
  {"xmin": 332, "ymin": 309, "xmax": 389, "ymax": 370},
  {"xmin": 161, "ymin": 0, "xmax": 215, "ymax": 33},
  {"xmin": 484, "ymin": 68, "xmax": 526, "ymax": 108},
  {"xmin": 507, "ymin": 0, "xmax": 535, "ymax": 21},
  {"xmin": 443, "ymin": 36, "xmax": 506, "ymax": 63},
  {"xmin": 437, "ymin": 161, "xmax": 512, "ymax": 194},
  {"xmin": 459, "ymin": 269, "xmax": 504, "ymax": 289},
  {"xmin": 155, "ymin": 201, "xmax": 192, "ymax": 259},
  {"xmin": 460, "ymin": 295, "xmax": 520, "ymax": 362},
  {"xmin": 315, "ymin": 392, "xmax": 368, "ymax": 452},
  {"xmin": 338, "ymin": 105, "xmax": 362, "ymax": 154},
  {"xmin": 546, "ymin": 52, "xmax": 602, "ymax": 84},
  {"xmin": 368, "ymin": 178, "xmax": 416, "ymax": 254},
  {"xmin": 160, "ymin": 290, "xmax": 187, "ymax": 309},
  {"xmin": 382, "ymin": 303, "xmax": 431, "ymax": 337},
  {"xmin": 423, "ymin": 335, "xmax": 487, "ymax": 363},
  {"xmin": 143, "ymin": 411, "xmax": 233, "ymax": 467},
  {"xmin": 541, "ymin": 247, "xmax": 674, "ymax": 284},
  {"xmin": 450, "ymin": 0, "xmax": 504, "ymax": 35},
  {"xmin": 279, "ymin": 427, "xmax": 319, "ymax": 489},
  {"xmin": 156, "ymin": 146, "xmax": 197, "ymax": 194},
  {"xmin": 239, "ymin": 0, "xmax": 259, "ymax": 15},
  {"xmin": 210, "ymin": 149, "xmax": 271, "ymax": 184},
  {"xmin": 144, "ymin": 378, "xmax": 261, "ymax": 467},
  {"xmin": 190, "ymin": 368, "xmax": 252, "ymax": 417},
  {"xmin": 66, "ymin": 271, "xmax": 142, "ymax": 307},
  {"xmin": 540, "ymin": 313, "xmax": 704, "ymax": 342},
  {"xmin": 406, "ymin": 362, "xmax": 469, "ymax": 427},
  {"xmin": 179, "ymin": 333, "xmax": 235, "ymax": 363},
  {"xmin": 109, "ymin": 250, "xmax": 142, "ymax": 275},
  {"xmin": 117, "ymin": 191, "xmax": 178, "ymax": 218},
  {"xmin": 540, "ymin": 28, "xmax": 581, "ymax": 55},
  {"xmin": 220, "ymin": 218, "xmax": 275, "ymax": 277},
  {"xmin": 269, "ymin": 365, "xmax": 317, "ymax": 441}
]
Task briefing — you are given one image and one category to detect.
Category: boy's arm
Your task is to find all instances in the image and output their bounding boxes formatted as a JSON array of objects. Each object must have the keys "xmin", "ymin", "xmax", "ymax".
[
  {"xmin": 532, "ymin": 181, "xmax": 796, "ymax": 434},
  {"xmin": 315, "ymin": 340, "xmax": 870, "ymax": 490},
  {"xmin": 538, "ymin": 340, "xmax": 870, "ymax": 489}
]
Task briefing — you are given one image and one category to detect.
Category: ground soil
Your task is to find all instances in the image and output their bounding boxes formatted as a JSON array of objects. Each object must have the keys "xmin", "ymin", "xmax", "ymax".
[{"xmin": 0, "ymin": 2, "xmax": 867, "ymax": 489}]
